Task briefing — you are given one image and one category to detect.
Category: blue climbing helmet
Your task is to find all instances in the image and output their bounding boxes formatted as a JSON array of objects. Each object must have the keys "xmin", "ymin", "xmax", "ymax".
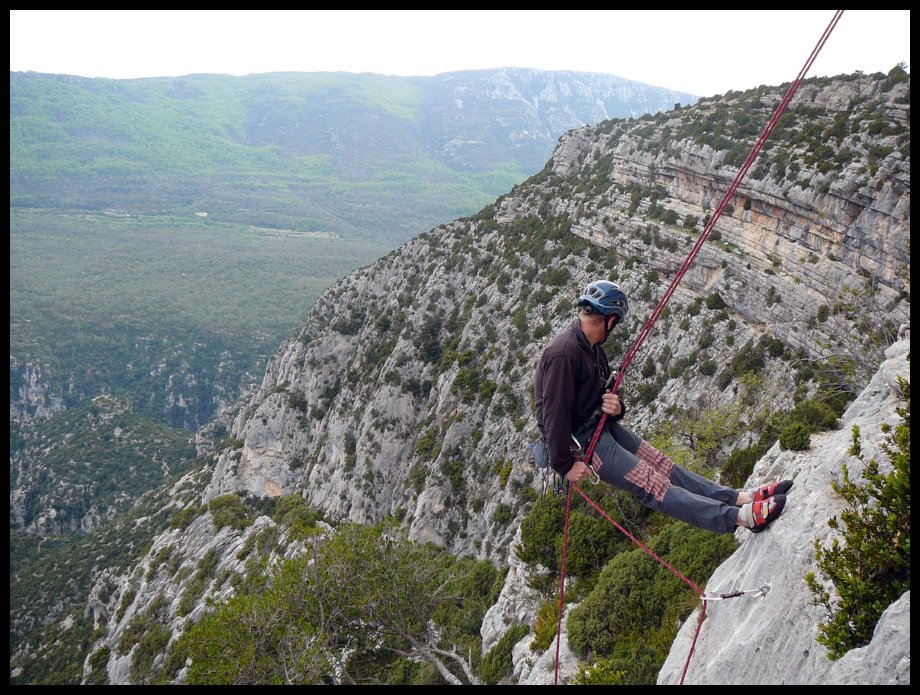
[{"xmin": 577, "ymin": 280, "xmax": 629, "ymax": 322}]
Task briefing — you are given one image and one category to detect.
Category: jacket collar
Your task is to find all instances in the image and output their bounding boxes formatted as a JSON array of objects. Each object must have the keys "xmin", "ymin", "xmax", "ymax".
[{"xmin": 570, "ymin": 318, "xmax": 593, "ymax": 352}]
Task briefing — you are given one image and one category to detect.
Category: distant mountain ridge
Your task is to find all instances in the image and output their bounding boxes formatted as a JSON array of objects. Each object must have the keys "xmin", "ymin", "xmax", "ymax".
[{"xmin": 10, "ymin": 68, "xmax": 694, "ymax": 243}]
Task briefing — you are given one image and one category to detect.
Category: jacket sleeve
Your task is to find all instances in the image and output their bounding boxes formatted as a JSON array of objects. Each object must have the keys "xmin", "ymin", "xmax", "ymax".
[{"xmin": 540, "ymin": 354, "xmax": 576, "ymax": 476}]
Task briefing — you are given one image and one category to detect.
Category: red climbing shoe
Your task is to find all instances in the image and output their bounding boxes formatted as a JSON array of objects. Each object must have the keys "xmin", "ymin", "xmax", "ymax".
[
  {"xmin": 744, "ymin": 494, "xmax": 787, "ymax": 533},
  {"xmin": 751, "ymin": 480, "xmax": 794, "ymax": 503}
]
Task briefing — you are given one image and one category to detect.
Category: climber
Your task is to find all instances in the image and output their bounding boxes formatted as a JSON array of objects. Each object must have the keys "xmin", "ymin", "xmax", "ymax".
[{"xmin": 534, "ymin": 280, "xmax": 792, "ymax": 533}]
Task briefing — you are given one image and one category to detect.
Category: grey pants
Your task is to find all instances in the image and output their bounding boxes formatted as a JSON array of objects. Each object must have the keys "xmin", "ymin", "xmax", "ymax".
[{"xmin": 574, "ymin": 420, "xmax": 740, "ymax": 534}]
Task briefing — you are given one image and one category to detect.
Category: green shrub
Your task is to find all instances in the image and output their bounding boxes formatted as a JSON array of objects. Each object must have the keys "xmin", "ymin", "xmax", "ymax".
[
  {"xmin": 130, "ymin": 623, "xmax": 172, "ymax": 684},
  {"xmin": 761, "ymin": 335, "xmax": 785, "ymax": 358},
  {"xmin": 634, "ymin": 378, "xmax": 659, "ymax": 404},
  {"xmin": 286, "ymin": 390, "xmax": 308, "ymax": 413},
  {"xmin": 517, "ymin": 496, "xmax": 565, "ymax": 572},
  {"xmin": 492, "ymin": 504, "xmax": 513, "ymax": 526},
  {"xmin": 118, "ymin": 593, "xmax": 170, "ymax": 655},
  {"xmin": 561, "ymin": 509, "xmax": 624, "ymax": 581},
  {"xmin": 705, "ymin": 293, "xmax": 726, "ymax": 310},
  {"xmin": 415, "ymin": 428, "xmax": 441, "ymax": 461},
  {"xmin": 773, "ymin": 398, "xmax": 839, "ymax": 451},
  {"xmin": 574, "ymin": 656, "xmax": 626, "ymax": 685},
  {"xmin": 577, "ymin": 638, "xmax": 665, "ymax": 686},
  {"xmin": 178, "ymin": 549, "xmax": 221, "ymax": 617},
  {"xmin": 170, "ymin": 505, "xmax": 204, "ymax": 531},
  {"xmin": 273, "ymin": 495, "xmax": 322, "ymax": 539},
  {"xmin": 533, "ymin": 322, "xmax": 552, "ymax": 340},
  {"xmin": 493, "ymin": 458, "xmax": 513, "ymax": 487},
  {"xmin": 790, "ymin": 398, "xmax": 838, "ymax": 431},
  {"xmin": 439, "ymin": 455, "xmax": 465, "ymax": 495},
  {"xmin": 729, "ymin": 340, "xmax": 765, "ymax": 378},
  {"xmin": 779, "ymin": 421, "xmax": 812, "ymax": 451},
  {"xmin": 208, "ymin": 494, "xmax": 253, "ymax": 531},
  {"xmin": 116, "ymin": 587, "xmax": 138, "ymax": 622},
  {"xmin": 541, "ymin": 267, "xmax": 571, "ymax": 287},
  {"xmin": 530, "ymin": 599, "xmax": 560, "ymax": 652},
  {"xmin": 567, "ymin": 521, "xmax": 735, "ymax": 684},
  {"xmin": 408, "ymin": 464, "xmax": 427, "ymax": 494},
  {"xmin": 805, "ymin": 380, "xmax": 910, "ymax": 659},
  {"xmin": 720, "ymin": 443, "xmax": 770, "ymax": 489},
  {"xmin": 85, "ymin": 646, "xmax": 111, "ymax": 685},
  {"xmin": 481, "ymin": 624, "xmax": 529, "ymax": 684}
]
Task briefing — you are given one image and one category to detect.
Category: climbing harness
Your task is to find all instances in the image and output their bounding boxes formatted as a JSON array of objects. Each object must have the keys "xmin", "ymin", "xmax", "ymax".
[{"xmin": 552, "ymin": 10, "xmax": 845, "ymax": 685}]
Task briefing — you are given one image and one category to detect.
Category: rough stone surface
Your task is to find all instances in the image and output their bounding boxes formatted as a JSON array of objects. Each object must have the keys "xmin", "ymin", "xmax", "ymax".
[
  {"xmin": 480, "ymin": 526, "xmax": 544, "ymax": 655},
  {"xmin": 517, "ymin": 603, "xmax": 580, "ymax": 685},
  {"xmin": 9, "ymin": 359, "xmax": 66, "ymax": 422},
  {"xmin": 825, "ymin": 591, "xmax": 910, "ymax": 685},
  {"xmin": 658, "ymin": 339, "xmax": 910, "ymax": 685}
]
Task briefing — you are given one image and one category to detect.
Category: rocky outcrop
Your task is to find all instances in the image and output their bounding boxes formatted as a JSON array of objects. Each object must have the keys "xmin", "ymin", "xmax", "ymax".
[
  {"xmin": 9, "ymin": 359, "xmax": 66, "ymax": 422},
  {"xmin": 480, "ymin": 526, "xmax": 545, "ymax": 657},
  {"xmin": 658, "ymin": 338, "xmax": 910, "ymax": 685},
  {"xmin": 85, "ymin": 506, "xmax": 324, "ymax": 685},
  {"xmin": 825, "ymin": 591, "xmax": 910, "ymax": 685}
]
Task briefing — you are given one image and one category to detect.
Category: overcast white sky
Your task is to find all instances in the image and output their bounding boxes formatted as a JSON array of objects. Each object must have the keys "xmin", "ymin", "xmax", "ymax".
[{"xmin": 9, "ymin": 10, "xmax": 910, "ymax": 97}]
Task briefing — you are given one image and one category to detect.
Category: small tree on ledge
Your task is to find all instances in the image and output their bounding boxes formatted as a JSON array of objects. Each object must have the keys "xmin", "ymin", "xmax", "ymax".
[{"xmin": 805, "ymin": 376, "xmax": 910, "ymax": 660}]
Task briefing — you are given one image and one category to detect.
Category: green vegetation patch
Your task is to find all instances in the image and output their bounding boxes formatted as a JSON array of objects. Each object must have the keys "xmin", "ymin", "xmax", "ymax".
[{"xmin": 806, "ymin": 378, "xmax": 910, "ymax": 659}]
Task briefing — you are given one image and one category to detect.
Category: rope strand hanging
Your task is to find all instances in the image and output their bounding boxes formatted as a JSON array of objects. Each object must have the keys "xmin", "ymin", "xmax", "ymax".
[{"xmin": 552, "ymin": 10, "xmax": 845, "ymax": 686}]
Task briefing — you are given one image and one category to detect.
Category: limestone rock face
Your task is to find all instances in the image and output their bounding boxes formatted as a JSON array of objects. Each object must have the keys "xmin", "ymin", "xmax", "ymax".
[
  {"xmin": 203, "ymin": 71, "xmax": 908, "ymax": 566},
  {"xmin": 9, "ymin": 359, "xmax": 66, "ymax": 422},
  {"xmin": 658, "ymin": 339, "xmax": 910, "ymax": 685},
  {"xmin": 480, "ymin": 527, "xmax": 544, "ymax": 656},
  {"xmin": 825, "ymin": 591, "xmax": 910, "ymax": 685},
  {"xmin": 86, "ymin": 508, "xmax": 321, "ymax": 685}
]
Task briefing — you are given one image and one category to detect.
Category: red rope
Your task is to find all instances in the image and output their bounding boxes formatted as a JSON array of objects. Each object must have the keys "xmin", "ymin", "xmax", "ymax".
[
  {"xmin": 581, "ymin": 8, "xmax": 845, "ymax": 468},
  {"xmin": 552, "ymin": 10, "xmax": 844, "ymax": 685},
  {"xmin": 553, "ymin": 484, "xmax": 574, "ymax": 686},
  {"xmin": 572, "ymin": 483, "xmax": 708, "ymax": 686}
]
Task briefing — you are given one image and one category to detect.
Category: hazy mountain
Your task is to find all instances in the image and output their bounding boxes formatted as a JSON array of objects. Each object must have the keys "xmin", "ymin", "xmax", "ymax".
[{"xmin": 10, "ymin": 68, "xmax": 694, "ymax": 242}]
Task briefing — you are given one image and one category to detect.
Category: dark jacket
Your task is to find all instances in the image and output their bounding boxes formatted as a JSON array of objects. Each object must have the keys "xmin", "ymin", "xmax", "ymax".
[{"xmin": 535, "ymin": 319, "xmax": 621, "ymax": 476}]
